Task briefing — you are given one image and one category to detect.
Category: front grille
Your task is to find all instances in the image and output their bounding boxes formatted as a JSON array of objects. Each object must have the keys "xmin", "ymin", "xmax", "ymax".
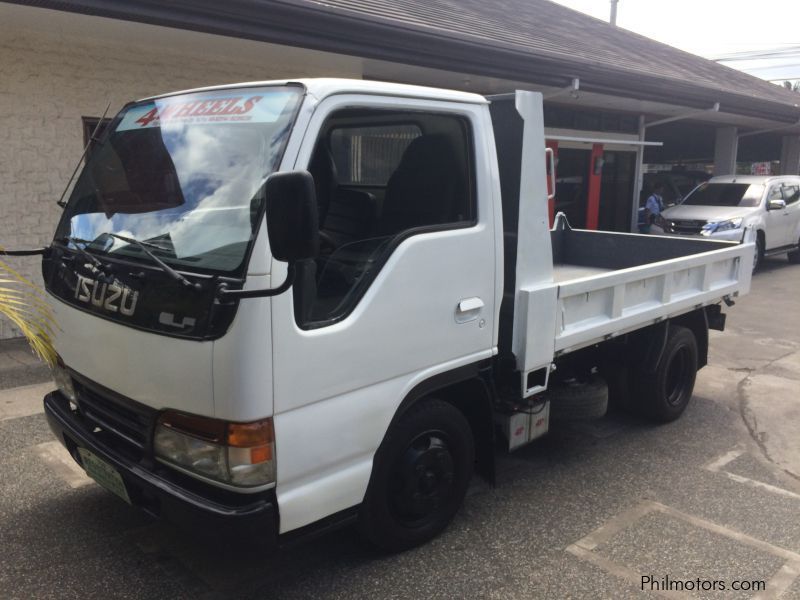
[
  {"xmin": 665, "ymin": 219, "xmax": 706, "ymax": 234},
  {"xmin": 72, "ymin": 375, "xmax": 157, "ymax": 453}
]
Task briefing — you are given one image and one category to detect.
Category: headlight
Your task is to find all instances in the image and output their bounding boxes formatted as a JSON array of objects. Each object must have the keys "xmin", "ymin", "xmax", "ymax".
[
  {"xmin": 700, "ymin": 218, "xmax": 743, "ymax": 236},
  {"xmin": 51, "ymin": 358, "xmax": 78, "ymax": 404},
  {"xmin": 154, "ymin": 411, "xmax": 275, "ymax": 488}
]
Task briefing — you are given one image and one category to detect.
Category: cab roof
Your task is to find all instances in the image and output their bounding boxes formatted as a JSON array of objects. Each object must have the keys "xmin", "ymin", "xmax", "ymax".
[{"xmin": 142, "ymin": 78, "xmax": 489, "ymax": 106}]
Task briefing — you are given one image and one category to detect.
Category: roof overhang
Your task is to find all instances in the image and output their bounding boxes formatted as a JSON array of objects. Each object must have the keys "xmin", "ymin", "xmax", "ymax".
[{"xmin": 6, "ymin": 0, "xmax": 800, "ymax": 126}]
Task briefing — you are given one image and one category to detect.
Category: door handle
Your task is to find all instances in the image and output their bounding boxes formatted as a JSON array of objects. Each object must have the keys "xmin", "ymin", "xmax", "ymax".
[{"xmin": 457, "ymin": 297, "xmax": 484, "ymax": 313}]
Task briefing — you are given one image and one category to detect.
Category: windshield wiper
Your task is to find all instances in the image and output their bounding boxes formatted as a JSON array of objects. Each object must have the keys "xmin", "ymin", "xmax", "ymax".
[
  {"xmin": 60, "ymin": 236, "xmax": 112, "ymax": 280},
  {"xmin": 105, "ymin": 233, "xmax": 202, "ymax": 292}
]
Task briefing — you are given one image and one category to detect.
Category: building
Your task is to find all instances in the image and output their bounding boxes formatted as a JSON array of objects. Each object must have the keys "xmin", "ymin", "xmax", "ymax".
[{"xmin": 2, "ymin": 0, "xmax": 799, "ymax": 338}]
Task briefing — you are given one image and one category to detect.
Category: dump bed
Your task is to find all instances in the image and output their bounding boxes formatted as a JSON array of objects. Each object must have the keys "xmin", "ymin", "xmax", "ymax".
[
  {"xmin": 549, "ymin": 215, "xmax": 752, "ymax": 355},
  {"xmin": 489, "ymin": 91, "xmax": 754, "ymax": 397}
]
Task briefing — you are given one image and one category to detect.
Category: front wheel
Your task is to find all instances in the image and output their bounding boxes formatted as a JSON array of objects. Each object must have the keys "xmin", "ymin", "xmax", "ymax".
[
  {"xmin": 753, "ymin": 236, "xmax": 764, "ymax": 272},
  {"xmin": 359, "ymin": 399, "xmax": 474, "ymax": 552},
  {"xmin": 787, "ymin": 237, "xmax": 800, "ymax": 264},
  {"xmin": 634, "ymin": 325, "xmax": 698, "ymax": 423}
]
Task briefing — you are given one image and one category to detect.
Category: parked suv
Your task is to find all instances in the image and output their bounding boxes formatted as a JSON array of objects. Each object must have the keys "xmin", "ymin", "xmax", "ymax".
[{"xmin": 652, "ymin": 175, "xmax": 800, "ymax": 270}]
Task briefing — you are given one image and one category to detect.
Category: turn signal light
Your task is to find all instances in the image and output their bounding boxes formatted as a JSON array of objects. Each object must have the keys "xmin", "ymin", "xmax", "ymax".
[{"xmin": 153, "ymin": 411, "xmax": 275, "ymax": 488}]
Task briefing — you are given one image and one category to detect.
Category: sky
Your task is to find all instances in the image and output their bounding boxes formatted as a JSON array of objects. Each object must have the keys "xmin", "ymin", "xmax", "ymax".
[{"xmin": 549, "ymin": 0, "xmax": 800, "ymax": 82}]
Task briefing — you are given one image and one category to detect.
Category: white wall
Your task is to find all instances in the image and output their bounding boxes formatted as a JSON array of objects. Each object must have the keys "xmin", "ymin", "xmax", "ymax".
[{"xmin": 0, "ymin": 4, "xmax": 362, "ymax": 339}]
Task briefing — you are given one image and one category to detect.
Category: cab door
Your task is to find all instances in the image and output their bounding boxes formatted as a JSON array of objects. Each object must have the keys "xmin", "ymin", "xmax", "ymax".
[{"xmin": 269, "ymin": 94, "xmax": 498, "ymax": 533}]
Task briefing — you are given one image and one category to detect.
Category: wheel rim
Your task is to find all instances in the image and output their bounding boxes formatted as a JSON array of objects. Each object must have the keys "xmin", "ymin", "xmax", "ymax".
[
  {"xmin": 665, "ymin": 346, "xmax": 690, "ymax": 406},
  {"xmin": 388, "ymin": 430, "xmax": 455, "ymax": 527}
]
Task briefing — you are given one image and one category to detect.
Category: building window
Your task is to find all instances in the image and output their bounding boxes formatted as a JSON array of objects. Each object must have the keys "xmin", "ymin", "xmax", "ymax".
[
  {"xmin": 544, "ymin": 106, "xmax": 638, "ymax": 134},
  {"xmin": 81, "ymin": 116, "xmax": 113, "ymax": 154},
  {"xmin": 329, "ymin": 124, "xmax": 422, "ymax": 185}
]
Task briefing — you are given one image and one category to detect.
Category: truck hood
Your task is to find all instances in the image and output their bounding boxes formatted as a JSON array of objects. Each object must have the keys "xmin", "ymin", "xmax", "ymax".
[
  {"xmin": 51, "ymin": 297, "xmax": 214, "ymax": 416},
  {"xmin": 662, "ymin": 204, "xmax": 757, "ymax": 222}
]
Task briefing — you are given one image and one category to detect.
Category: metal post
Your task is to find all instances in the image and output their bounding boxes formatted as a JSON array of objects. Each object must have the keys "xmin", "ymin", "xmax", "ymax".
[
  {"xmin": 713, "ymin": 126, "xmax": 739, "ymax": 176},
  {"xmin": 610, "ymin": 0, "xmax": 619, "ymax": 25},
  {"xmin": 630, "ymin": 114, "xmax": 645, "ymax": 232}
]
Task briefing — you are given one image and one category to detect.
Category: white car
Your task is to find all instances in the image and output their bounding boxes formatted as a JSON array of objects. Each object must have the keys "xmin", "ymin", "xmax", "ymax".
[{"xmin": 652, "ymin": 175, "xmax": 800, "ymax": 270}]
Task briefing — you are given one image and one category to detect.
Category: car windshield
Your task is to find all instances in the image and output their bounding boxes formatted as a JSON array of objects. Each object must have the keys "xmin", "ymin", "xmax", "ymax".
[
  {"xmin": 56, "ymin": 85, "xmax": 304, "ymax": 274},
  {"xmin": 680, "ymin": 183, "xmax": 764, "ymax": 208}
]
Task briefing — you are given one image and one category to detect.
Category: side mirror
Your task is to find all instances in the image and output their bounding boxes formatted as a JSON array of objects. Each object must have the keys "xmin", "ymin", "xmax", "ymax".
[
  {"xmin": 768, "ymin": 198, "xmax": 786, "ymax": 211},
  {"xmin": 264, "ymin": 171, "xmax": 319, "ymax": 262}
]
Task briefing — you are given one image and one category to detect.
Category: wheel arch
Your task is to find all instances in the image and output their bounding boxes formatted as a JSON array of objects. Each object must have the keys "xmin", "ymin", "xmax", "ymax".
[
  {"xmin": 670, "ymin": 309, "xmax": 709, "ymax": 370},
  {"xmin": 627, "ymin": 308, "xmax": 708, "ymax": 374},
  {"xmin": 385, "ymin": 361, "xmax": 496, "ymax": 484}
]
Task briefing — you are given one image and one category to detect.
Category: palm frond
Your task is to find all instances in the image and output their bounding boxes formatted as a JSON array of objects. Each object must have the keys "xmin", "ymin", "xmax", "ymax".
[{"xmin": 0, "ymin": 248, "xmax": 57, "ymax": 366}]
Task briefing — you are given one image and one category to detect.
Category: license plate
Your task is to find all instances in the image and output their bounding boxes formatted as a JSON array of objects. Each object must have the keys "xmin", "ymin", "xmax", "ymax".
[{"xmin": 78, "ymin": 448, "xmax": 131, "ymax": 505}]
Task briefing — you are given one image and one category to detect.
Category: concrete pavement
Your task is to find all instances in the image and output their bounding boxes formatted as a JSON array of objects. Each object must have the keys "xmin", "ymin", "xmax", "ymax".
[
  {"xmin": 0, "ymin": 337, "xmax": 51, "ymax": 390},
  {"xmin": 705, "ymin": 256, "xmax": 800, "ymax": 488}
]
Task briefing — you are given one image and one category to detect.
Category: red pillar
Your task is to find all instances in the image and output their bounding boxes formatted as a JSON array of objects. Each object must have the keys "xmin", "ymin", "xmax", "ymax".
[
  {"xmin": 545, "ymin": 140, "xmax": 558, "ymax": 227},
  {"xmin": 585, "ymin": 143, "xmax": 604, "ymax": 230}
]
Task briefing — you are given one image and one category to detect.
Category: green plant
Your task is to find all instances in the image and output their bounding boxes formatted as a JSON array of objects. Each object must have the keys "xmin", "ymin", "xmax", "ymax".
[{"xmin": 0, "ymin": 250, "xmax": 56, "ymax": 366}]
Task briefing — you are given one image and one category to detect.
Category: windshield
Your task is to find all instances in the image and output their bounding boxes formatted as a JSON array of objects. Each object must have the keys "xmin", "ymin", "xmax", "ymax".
[
  {"xmin": 56, "ymin": 85, "xmax": 304, "ymax": 274},
  {"xmin": 680, "ymin": 183, "xmax": 764, "ymax": 208}
]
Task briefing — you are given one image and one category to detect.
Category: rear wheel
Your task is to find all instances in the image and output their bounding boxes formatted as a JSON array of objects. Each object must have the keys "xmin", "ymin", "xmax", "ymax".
[
  {"xmin": 359, "ymin": 399, "xmax": 474, "ymax": 552},
  {"xmin": 787, "ymin": 237, "xmax": 800, "ymax": 264},
  {"xmin": 633, "ymin": 325, "xmax": 698, "ymax": 422}
]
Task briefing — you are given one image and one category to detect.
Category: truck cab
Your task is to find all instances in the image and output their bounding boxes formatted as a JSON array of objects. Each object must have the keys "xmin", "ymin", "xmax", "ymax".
[{"xmin": 44, "ymin": 80, "xmax": 504, "ymax": 548}]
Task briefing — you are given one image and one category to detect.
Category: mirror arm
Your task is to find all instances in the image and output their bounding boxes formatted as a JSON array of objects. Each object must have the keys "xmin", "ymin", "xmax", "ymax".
[
  {"xmin": 216, "ymin": 262, "xmax": 296, "ymax": 300},
  {"xmin": 0, "ymin": 247, "xmax": 50, "ymax": 257}
]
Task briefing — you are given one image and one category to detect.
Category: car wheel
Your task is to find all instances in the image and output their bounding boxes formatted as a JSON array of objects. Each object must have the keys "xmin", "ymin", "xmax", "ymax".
[
  {"xmin": 753, "ymin": 235, "xmax": 764, "ymax": 273},
  {"xmin": 359, "ymin": 399, "xmax": 474, "ymax": 552},
  {"xmin": 633, "ymin": 325, "xmax": 698, "ymax": 423},
  {"xmin": 787, "ymin": 238, "xmax": 800, "ymax": 264}
]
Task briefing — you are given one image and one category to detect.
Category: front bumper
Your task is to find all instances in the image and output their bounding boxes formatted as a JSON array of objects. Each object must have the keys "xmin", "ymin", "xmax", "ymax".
[
  {"xmin": 43, "ymin": 391, "xmax": 278, "ymax": 543},
  {"xmin": 651, "ymin": 226, "xmax": 744, "ymax": 242}
]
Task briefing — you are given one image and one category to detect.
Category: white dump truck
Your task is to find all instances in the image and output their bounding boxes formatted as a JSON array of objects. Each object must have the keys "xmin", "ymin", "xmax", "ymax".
[{"xmin": 39, "ymin": 79, "xmax": 753, "ymax": 551}]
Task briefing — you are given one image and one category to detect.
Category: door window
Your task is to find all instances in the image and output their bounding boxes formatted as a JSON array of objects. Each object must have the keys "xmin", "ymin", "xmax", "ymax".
[
  {"xmin": 782, "ymin": 184, "xmax": 800, "ymax": 205},
  {"xmin": 768, "ymin": 185, "xmax": 783, "ymax": 202},
  {"xmin": 296, "ymin": 108, "xmax": 476, "ymax": 328}
]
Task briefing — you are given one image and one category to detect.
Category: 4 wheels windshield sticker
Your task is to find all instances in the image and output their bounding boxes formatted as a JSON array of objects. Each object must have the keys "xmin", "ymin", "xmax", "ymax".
[{"xmin": 118, "ymin": 90, "xmax": 298, "ymax": 131}]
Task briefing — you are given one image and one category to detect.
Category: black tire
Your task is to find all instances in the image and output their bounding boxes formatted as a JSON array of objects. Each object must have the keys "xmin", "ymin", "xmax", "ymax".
[
  {"xmin": 787, "ymin": 239, "xmax": 800, "ymax": 264},
  {"xmin": 549, "ymin": 374, "xmax": 608, "ymax": 420},
  {"xmin": 634, "ymin": 325, "xmax": 698, "ymax": 423},
  {"xmin": 753, "ymin": 235, "xmax": 764, "ymax": 272},
  {"xmin": 359, "ymin": 399, "xmax": 474, "ymax": 552}
]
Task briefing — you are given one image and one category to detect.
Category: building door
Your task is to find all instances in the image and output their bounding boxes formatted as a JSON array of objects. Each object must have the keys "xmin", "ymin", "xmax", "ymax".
[
  {"xmin": 598, "ymin": 150, "xmax": 636, "ymax": 232},
  {"xmin": 554, "ymin": 148, "xmax": 590, "ymax": 228}
]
